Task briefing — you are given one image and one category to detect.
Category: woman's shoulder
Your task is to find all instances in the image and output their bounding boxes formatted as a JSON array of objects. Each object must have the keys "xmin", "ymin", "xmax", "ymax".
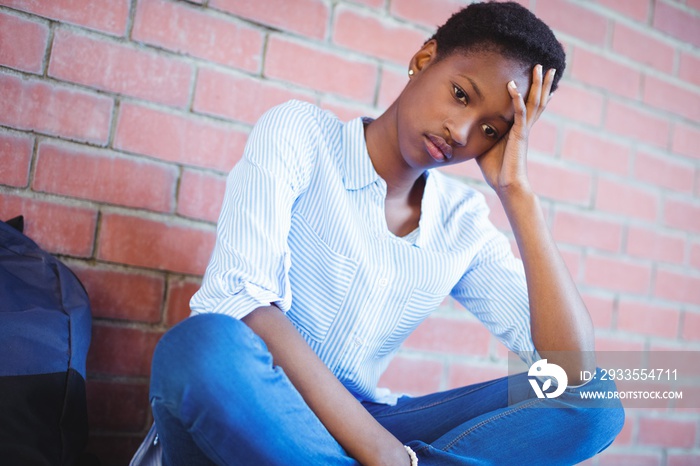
[{"xmin": 256, "ymin": 99, "xmax": 341, "ymax": 136}]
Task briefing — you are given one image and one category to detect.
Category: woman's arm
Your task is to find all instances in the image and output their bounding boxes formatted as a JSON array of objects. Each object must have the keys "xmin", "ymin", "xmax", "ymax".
[
  {"xmin": 242, "ymin": 306, "xmax": 410, "ymax": 466},
  {"xmin": 477, "ymin": 65, "xmax": 596, "ymax": 383}
]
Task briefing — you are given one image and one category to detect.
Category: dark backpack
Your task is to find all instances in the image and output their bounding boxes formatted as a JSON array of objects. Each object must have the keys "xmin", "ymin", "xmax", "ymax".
[{"xmin": 0, "ymin": 216, "xmax": 92, "ymax": 465}]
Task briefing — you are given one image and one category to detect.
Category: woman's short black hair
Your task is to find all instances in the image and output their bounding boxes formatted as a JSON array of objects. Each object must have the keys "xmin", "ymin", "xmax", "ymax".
[{"xmin": 429, "ymin": 1, "xmax": 566, "ymax": 91}]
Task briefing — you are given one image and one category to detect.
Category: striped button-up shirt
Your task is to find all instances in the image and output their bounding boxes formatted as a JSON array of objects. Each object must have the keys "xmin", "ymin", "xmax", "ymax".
[{"xmin": 191, "ymin": 100, "xmax": 536, "ymax": 404}]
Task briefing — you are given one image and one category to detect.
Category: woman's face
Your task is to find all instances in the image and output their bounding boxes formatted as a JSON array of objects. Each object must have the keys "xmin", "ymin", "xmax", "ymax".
[{"xmin": 396, "ymin": 42, "xmax": 531, "ymax": 169}]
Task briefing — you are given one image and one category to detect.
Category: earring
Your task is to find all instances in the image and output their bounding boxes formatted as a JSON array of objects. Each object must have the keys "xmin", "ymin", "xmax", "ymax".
[{"xmin": 408, "ymin": 69, "xmax": 414, "ymax": 77}]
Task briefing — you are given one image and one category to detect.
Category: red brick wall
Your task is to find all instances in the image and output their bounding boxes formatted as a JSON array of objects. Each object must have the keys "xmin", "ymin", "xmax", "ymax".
[{"xmin": 1, "ymin": 0, "xmax": 699, "ymax": 464}]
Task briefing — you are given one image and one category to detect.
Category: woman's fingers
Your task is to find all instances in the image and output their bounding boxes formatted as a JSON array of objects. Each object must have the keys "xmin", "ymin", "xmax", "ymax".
[
  {"xmin": 542, "ymin": 68, "xmax": 556, "ymax": 108},
  {"xmin": 523, "ymin": 64, "xmax": 556, "ymax": 128},
  {"xmin": 526, "ymin": 64, "xmax": 543, "ymax": 119},
  {"xmin": 508, "ymin": 80, "xmax": 527, "ymax": 138}
]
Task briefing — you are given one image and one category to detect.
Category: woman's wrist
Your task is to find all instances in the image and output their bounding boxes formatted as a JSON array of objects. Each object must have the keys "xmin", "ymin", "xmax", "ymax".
[{"xmin": 404, "ymin": 445, "xmax": 418, "ymax": 466}]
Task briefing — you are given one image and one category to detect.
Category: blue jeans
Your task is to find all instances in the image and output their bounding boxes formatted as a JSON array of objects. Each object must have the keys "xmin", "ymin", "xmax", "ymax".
[{"xmin": 150, "ymin": 314, "xmax": 624, "ymax": 465}]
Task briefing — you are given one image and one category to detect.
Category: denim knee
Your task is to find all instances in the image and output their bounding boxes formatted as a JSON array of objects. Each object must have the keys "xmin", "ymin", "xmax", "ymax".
[
  {"xmin": 150, "ymin": 313, "xmax": 269, "ymax": 404},
  {"xmin": 566, "ymin": 371, "xmax": 625, "ymax": 454}
]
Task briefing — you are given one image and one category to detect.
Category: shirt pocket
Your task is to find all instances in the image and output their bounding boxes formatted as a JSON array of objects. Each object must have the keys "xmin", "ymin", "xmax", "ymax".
[
  {"xmin": 375, "ymin": 287, "xmax": 445, "ymax": 358},
  {"xmin": 287, "ymin": 215, "xmax": 358, "ymax": 343}
]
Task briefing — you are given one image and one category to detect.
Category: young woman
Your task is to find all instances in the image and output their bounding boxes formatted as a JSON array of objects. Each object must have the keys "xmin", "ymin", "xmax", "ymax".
[{"xmin": 147, "ymin": 2, "xmax": 624, "ymax": 465}]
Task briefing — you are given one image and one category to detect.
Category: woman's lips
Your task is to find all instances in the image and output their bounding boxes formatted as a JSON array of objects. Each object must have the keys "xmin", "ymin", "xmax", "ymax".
[{"xmin": 425, "ymin": 134, "xmax": 453, "ymax": 163}]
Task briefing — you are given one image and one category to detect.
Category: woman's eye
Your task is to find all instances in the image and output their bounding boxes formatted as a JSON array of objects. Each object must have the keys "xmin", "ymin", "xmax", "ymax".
[
  {"xmin": 453, "ymin": 85, "xmax": 468, "ymax": 105},
  {"xmin": 481, "ymin": 124, "xmax": 499, "ymax": 139}
]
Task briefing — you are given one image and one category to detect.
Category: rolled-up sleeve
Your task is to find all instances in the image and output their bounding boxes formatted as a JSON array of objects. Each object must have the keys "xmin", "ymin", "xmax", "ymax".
[
  {"xmin": 450, "ymin": 197, "xmax": 539, "ymax": 366},
  {"xmin": 190, "ymin": 101, "xmax": 318, "ymax": 320}
]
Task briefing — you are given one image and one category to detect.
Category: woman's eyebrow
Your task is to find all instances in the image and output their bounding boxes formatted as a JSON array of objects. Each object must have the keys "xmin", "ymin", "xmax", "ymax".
[
  {"xmin": 459, "ymin": 74, "xmax": 484, "ymax": 100},
  {"xmin": 458, "ymin": 73, "xmax": 513, "ymax": 124}
]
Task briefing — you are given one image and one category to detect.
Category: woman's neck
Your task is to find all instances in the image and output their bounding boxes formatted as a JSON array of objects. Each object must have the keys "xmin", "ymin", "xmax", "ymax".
[{"xmin": 364, "ymin": 104, "xmax": 425, "ymax": 201}]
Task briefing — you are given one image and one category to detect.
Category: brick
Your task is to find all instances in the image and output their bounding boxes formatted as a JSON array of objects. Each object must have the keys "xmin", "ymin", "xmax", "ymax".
[
  {"xmin": 547, "ymin": 83, "xmax": 604, "ymax": 127},
  {"xmin": 98, "ymin": 213, "xmax": 215, "ymax": 275},
  {"xmin": 0, "ymin": 11, "xmax": 48, "ymax": 73},
  {"xmin": 132, "ymin": 0, "xmax": 263, "ymax": 72},
  {"xmin": 595, "ymin": 178, "xmax": 658, "ymax": 221},
  {"xmin": 635, "ymin": 151, "xmax": 694, "ymax": 193},
  {"xmin": 614, "ymin": 415, "xmax": 634, "ymax": 445},
  {"xmin": 86, "ymin": 380, "xmax": 149, "ymax": 431},
  {"xmin": 605, "ymin": 100, "xmax": 670, "ymax": 149},
  {"xmin": 626, "ymin": 225, "xmax": 685, "ymax": 264},
  {"xmin": 86, "ymin": 324, "xmax": 162, "ymax": 377},
  {"xmin": 692, "ymin": 242, "xmax": 700, "ymax": 270},
  {"xmin": 377, "ymin": 356, "xmax": 443, "ymax": 396},
  {"xmin": 638, "ymin": 417, "xmax": 697, "ymax": 448},
  {"xmin": 654, "ymin": 268, "xmax": 700, "ymax": 304},
  {"xmin": 0, "ymin": 73, "xmax": 113, "ymax": 145},
  {"xmin": 691, "ymin": 0, "xmax": 700, "ymax": 11},
  {"xmin": 333, "ymin": 6, "xmax": 426, "ymax": 64},
  {"xmin": 390, "ymin": 0, "xmax": 465, "ymax": 29},
  {"xmin": 571, "ymin": 48, "xmax": 642, "ymax": 99},
  {"xmin": 49, "ymin": 28, "xmax": 193, "ymax": 108},
  {"xmin": 671, "ymin": 122, "xmax": 700, "ymax": 159},
  {"xmin": 583, "ymin": 254, "xmax": 651, "ymax": 294},
  {"xmin": 611, "ymin": 23, "xmax": 674, "ymax": 74},
  {"xmin": 319, "ymin": 99, "xmax": 377, "ymax": 123},
  {"xmin": 682, "ymin": 312, "xmax": 700, "ymax": 341},
  {"xmin": 668, "ymin": 454, "xmax": 700, "ymax": 466},
  {"xmin": 210, "ymin": 0, "xmax": 329, "ymax": 39},
  {"xmin": 647, "ymin": 342, "xmax": 700, "ymax": 370},
  {"xmin": 561, "ymin": 128, "xmax": 630, "ymax": 175},
  {"xmin": 377, "ymin": 66, "xmax": 407, "ymax": 109},
  {"xmin": 529, "ymin": 119, "xmax": 558, "ymax": 156},
  {"xmin": 653, "ymin": 1, "xmax": 700, "ymax": 48},
  {"xmin": 0, "ymin": 194, "xmax": 97, "ymax": 257},
  {"xmin": 0, "ymin": 131, "xmax": 33, "ymax": 187},
  {"xmin": 71, "ymin": 265, "xmax": 164, "ymax": 323},
  {"xmin": 679, "ymin": 52, "xmax": 700, "ymax": 88},
  {"xmin": 594, "ymin": 335, "xmax": 644, "ymax": 351},
  {"xmin": 265, "ymin": 36, "xmax": 378, "ymax": 104},
  {"xmin": 193, "ymin": 68, "xmax": 312, "ymax": 125},
  {"xmin": 0, "ymin": 0, "xmax": 129, "ymax": 36},
  {"xmin": 643, "ymin": 75, "xmax": 700, "ymax": 122},
  {"xmin": 597, "ymin": 453, "xmax": 662, "ymax": 466},
  {"xmin": 535, "ymin": 0, "xmax": 608, "ymax": 46},
  {"xmin": 582, "ymin": 294, "xmax": 614, "ymax": 329},
  {"xmin": 165, "ymin": 277, "xmax": 201, "ymax": 327},
  {"xmin": 664, "ymin": 198, "xmax": 700, "ymax": 233},
  {"xmin": 617, "ymin": 300, "xmax": 680, "ymax": 338},
  {"xmin": 594, "ymin": 0, "xmax": 650, "ymax": 22},
  {"xmin": 551, "ymin": 210, "xmax": 622, "ymax": 252},
  {"xmin": 177, "ymin": 169, "xmax": 227, "ymax": 223},
  {"xmin": 528, "ymin": 160, "xmax": 592, "ymax": 205},
  {"xmin": 33, "ymin": 142, "xmax": 178, "ymax": 213},
  {"xmin": 349, "ymin": 0, "xmax": 384, "ymax": 8},
  {"xmin": 403, "ymin": 317, "xmax": 490, "ymax": 356},
  {"xmin": 447, "ymin": 363, "xmax": 508, "ymax": 388},
  {"xmin": 114, "ymin": 103, "xmax": 247, "ymax": 172}
]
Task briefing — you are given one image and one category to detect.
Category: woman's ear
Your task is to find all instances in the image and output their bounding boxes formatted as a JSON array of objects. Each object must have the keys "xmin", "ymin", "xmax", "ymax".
[{"xmin": 409, "ymin": 39, "xmax": 438, "ymax": 76}]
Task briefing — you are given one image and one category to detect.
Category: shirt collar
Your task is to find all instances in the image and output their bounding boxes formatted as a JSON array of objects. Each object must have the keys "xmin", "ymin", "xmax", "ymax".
[{"xmin": 341, "ymin": 117, "xmax": 381, "ymax": 191}]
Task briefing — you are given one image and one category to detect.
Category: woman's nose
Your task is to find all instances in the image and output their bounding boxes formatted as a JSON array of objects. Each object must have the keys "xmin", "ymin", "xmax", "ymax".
[{"xmin": 446, "ymin": 117, "xmax": 471, "ymax": 147}]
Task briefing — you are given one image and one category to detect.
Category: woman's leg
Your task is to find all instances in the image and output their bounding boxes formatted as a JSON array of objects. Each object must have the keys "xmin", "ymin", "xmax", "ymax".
[
  {"xmin": 365, "ymin": 369, "xmax": 624, "ymax": 466},
  {"xmin": 149, "ymin": 313, "xmax": 358, "ymax": 466}
]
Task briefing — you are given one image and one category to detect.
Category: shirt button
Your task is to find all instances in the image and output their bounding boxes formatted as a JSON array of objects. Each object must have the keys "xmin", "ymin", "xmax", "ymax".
[
  {"xmin": 378, "ymin": 278, "xmax": 388, "ymax": 287},
  {"xmin": 353, "ymin": 337, "xmax": 363, "ymax": 347}
]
